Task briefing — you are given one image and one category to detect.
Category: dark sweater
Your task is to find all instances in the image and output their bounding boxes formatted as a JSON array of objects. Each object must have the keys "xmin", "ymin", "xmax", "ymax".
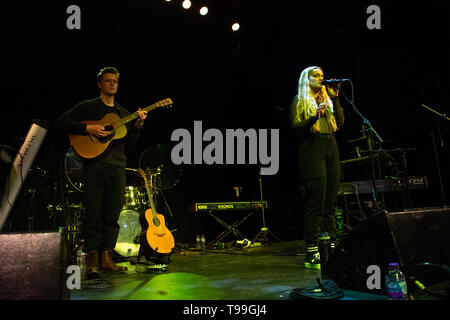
[{"xmin": 56, "ymin": 97, "xmax": 141, "ymax": 167}]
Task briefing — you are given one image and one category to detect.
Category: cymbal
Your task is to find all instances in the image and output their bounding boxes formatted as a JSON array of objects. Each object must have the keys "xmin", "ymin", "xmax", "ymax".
[
  {"xmin": 347, "ymin": 136, "xmax": 367, "ymax": 143},
  {"xmin": 340, "ymin": 155, "xmax": 372, "ymax": 164},
  {"xmin": 358, "ymin": 148, "xmax": 417, "ymax": 155}
]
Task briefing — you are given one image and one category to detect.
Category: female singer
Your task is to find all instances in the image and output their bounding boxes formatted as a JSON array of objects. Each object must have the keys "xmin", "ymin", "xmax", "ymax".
[{"xmin": 291, "ymin": 66, "xmax": 345, "ymax": 269}]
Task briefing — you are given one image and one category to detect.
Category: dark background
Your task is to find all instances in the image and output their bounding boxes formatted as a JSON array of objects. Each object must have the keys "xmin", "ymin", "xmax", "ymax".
[{"xmin": 1, "ymin": 1, "xmax": 449, "ymax": 243}]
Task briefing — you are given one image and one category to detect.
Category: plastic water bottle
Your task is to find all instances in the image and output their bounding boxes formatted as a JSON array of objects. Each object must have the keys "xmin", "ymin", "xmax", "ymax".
[
  {"xmin": 200, "ymin": 234, "xmax": 206, "ymax": 250},
  {"xmin": 385, "ymin": 263, "xmax": 408, "ymax": 300},
  {"xmin": 196, "ymin": 235, "xmax": 201, "ymax": 250}
]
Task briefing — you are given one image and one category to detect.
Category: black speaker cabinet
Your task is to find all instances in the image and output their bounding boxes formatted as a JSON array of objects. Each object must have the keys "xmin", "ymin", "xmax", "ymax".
[
  {"xmin": 0, "ymin": 231, "xmax": 70, "ymax": 299},
  {"xmin": 322, "ymin": 207, "xmax": 450, "ymax": 293}
]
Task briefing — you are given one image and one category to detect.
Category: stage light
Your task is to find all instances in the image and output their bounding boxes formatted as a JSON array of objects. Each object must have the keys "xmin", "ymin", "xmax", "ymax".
[
  {"xmin": 199, "ymin": 6, "xmax": 208, "ymax": 16},
  {"xmin": 182, "ymin": 0, "xmax": 191, "ymax": 9},
  {"xmin": 232, "ymin": 22, "xmax": 240, "ymax": 31}
]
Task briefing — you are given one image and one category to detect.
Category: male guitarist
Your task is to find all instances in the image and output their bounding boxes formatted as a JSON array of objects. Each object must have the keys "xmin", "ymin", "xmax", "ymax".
[{"xmin": 56, "ymin": 67, "xmax": 147, "ymax": 279}]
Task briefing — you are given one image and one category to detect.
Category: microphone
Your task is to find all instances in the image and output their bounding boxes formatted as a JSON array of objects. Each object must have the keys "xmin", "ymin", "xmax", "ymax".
[{"xmin": 322, "ymin": 79, "xmax": 351, "ymax": 84}]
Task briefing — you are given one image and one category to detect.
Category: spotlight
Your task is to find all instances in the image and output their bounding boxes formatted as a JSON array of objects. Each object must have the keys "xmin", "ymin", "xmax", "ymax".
[
  {"xmin": 199, "ymin": 6, "xmax": 208, "ymax": 16},
  {"xmin": 182, "ymin": 0, "xmax": 191, "ymax": 9},
  {"xmin": 232, "ymin": 22, "xmax": 240, "ymax": 31}
]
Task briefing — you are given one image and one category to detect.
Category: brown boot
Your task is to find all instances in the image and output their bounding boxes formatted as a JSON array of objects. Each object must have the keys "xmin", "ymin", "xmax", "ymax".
[
  {"xmin": 100, "ymin": 250, "xmax": 128, "ymax": 273},
  {"xmin": 85, "ymin": 250, "xmax": 100, "ymax": 279}
]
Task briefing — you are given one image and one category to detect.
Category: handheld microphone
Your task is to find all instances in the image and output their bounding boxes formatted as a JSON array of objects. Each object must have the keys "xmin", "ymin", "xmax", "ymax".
[{"xmin": 322, "ymin": 79, "xmax": 351, "ymax": 84}]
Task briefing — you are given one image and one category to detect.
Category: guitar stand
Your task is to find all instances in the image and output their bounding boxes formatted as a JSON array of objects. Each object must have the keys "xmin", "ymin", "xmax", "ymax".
[{"xmin": 206, "ymin": 210, "xmax": 256, "ymax": 249}]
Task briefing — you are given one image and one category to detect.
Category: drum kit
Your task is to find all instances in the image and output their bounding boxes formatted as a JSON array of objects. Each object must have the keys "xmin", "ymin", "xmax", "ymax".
[{"xmin": 62, "ymin": 144, "xmax": 181, "ymax": 261}]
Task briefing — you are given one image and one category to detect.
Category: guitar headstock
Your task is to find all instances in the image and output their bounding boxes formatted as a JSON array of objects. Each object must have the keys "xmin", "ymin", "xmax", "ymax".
[
  {"xmin": 138, "ymin": 168, "xmax": 156, "ymax": 188},
  {"xmin": 151, "ymin": 98, "xmax": 173, "ymax": 110},
  {"xmin": 138, "ymin": 168, "xmax": 147, "ymax": 182}
]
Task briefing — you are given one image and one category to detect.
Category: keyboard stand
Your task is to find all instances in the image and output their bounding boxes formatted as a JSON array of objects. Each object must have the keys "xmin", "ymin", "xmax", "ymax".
[{"xmin": 206, "ymin": 209, "xmax": 257, "ymax": 249}]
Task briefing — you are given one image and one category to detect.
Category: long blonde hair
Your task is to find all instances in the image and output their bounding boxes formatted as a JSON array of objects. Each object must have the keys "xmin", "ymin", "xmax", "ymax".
[{"xmin": 294, "ymin": 66, "xmax": 337, "ymax": 133}]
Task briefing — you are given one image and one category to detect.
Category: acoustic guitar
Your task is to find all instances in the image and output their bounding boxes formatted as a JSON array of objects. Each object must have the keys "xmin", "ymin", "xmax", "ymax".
[
  {"xmin": 138, "ymin": 168, "xmax": 175, "ymax": 255},
  {"xmin": 69, "ymin": 98, "xmax": 173, "ymax": 159}
]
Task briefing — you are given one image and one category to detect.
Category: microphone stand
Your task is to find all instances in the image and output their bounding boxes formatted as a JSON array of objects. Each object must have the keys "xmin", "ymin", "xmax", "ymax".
[
  {"xmin": 340, "ymin": 82, "xmax": 385, "ymax": 213},
  {"xmin": 251, "ymin": 177, "xmax": 284, "ymax": 247},
  {"xmin": 420, "ymin": 104, "xmax": 448, "ymax": 208}
]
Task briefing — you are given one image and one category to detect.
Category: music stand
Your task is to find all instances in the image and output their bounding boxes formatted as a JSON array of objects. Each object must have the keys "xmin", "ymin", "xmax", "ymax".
[{"xmin": 251, "ymin": 178, "xmax": 284, "ymax": 247}]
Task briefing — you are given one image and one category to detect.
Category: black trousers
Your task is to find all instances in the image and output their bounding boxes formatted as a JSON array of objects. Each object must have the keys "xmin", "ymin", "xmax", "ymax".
[
  {"xmin": 83, "ymin": 162, "xmax": 126, "ymax": 252},
  {"xmin": 297, "ymin": 134, "xmax": 341, "ymax": 246}
]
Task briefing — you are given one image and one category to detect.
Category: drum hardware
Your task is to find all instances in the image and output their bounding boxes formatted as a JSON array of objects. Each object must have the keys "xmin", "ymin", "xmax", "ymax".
[
  {"xmin": 139, "ymin": 144, "xmax": 181, "ymax": 191},
  {"xmin": 47, "ymin": 203, "xmax": 63, "ymax": 222},
  {"xmin": 123, "ymin": 185, "xmax": 146, "ymax": 211},
  {"xmin": 340, "ymin": 89, "xmax": 385, "ymax": 213}
]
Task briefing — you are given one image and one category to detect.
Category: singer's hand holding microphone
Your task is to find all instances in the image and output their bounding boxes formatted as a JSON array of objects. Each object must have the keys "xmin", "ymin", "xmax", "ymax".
[{"xmin": 315, "ymin": 103, "xmax": 327, "ymax": 118}]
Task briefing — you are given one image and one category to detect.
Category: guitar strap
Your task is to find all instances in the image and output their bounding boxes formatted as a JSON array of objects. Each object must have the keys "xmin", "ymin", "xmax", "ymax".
[{"xmin": 113, "ymin": 103, "xmax": 126, "ymax": 118}]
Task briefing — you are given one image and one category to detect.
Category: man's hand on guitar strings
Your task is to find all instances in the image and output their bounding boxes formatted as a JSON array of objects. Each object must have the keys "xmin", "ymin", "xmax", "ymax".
[{"xmin": 86, "ymin": 124, "xmax": 114, "ymax": 138}]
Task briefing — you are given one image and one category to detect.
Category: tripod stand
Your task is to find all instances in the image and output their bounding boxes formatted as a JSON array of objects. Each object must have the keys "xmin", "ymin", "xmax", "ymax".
[{"xmin": 251, "ymin": 177, "xmax": 284, "ymax": 247}]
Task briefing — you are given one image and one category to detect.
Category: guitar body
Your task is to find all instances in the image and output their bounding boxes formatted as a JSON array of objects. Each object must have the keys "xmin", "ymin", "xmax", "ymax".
[
  {"xmin": 67, "ymin": 98, "xmax": 173, "ymax": 159},
  {"xmin": 69, "ymin": 112, "xmax": 127, "ymax": 159},
  {"xmin": 139, "ymin": 208, "xmax": 175, "ymax": 254}
]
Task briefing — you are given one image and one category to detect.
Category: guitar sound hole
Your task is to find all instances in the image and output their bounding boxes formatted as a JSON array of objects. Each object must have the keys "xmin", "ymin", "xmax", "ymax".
[
  {"xmin": 98, "ymin": 131, "xmax": 115, "ymax": 144},
  {"xmin": 153, "ymin": 218, "xmax": 161, "ymax": 227}
]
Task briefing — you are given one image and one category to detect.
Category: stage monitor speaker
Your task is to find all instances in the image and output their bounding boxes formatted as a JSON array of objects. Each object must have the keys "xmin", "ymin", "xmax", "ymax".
[
  {"xmin": 322, "ymin": 207, "xmax": 450, "ymax": 293},
  {"xmin": 0, "ymin": 231, "xmax": 70, "ymax": 299}
]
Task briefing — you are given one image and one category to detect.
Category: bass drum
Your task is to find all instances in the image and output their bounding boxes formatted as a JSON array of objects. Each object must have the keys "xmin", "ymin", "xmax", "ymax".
[
  {"xmin": 114, "ymin": 208, "xmax": 141, "ymax": 257},
  {"xmin": 64, "ymin": 147, "xmax": 85, "ymax": 193}
]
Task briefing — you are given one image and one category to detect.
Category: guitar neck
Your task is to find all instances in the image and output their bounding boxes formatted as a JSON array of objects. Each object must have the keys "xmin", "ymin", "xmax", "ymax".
[
  {"xmin": 113, "ymin": 104, "xmax": 157, "ymax": 129},
  {"xmin": 142, "ymin": 174, "xmax": 158, "ymax": 218},
  {"xmin": 112, "ymin": 98, "xmax": 172, "ymax": 129}
]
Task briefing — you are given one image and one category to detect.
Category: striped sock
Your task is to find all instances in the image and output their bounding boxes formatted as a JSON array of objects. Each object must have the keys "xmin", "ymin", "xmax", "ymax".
[{"xmin": 306, "ymin": 246, "xmax": 319, "ymax": 253}]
